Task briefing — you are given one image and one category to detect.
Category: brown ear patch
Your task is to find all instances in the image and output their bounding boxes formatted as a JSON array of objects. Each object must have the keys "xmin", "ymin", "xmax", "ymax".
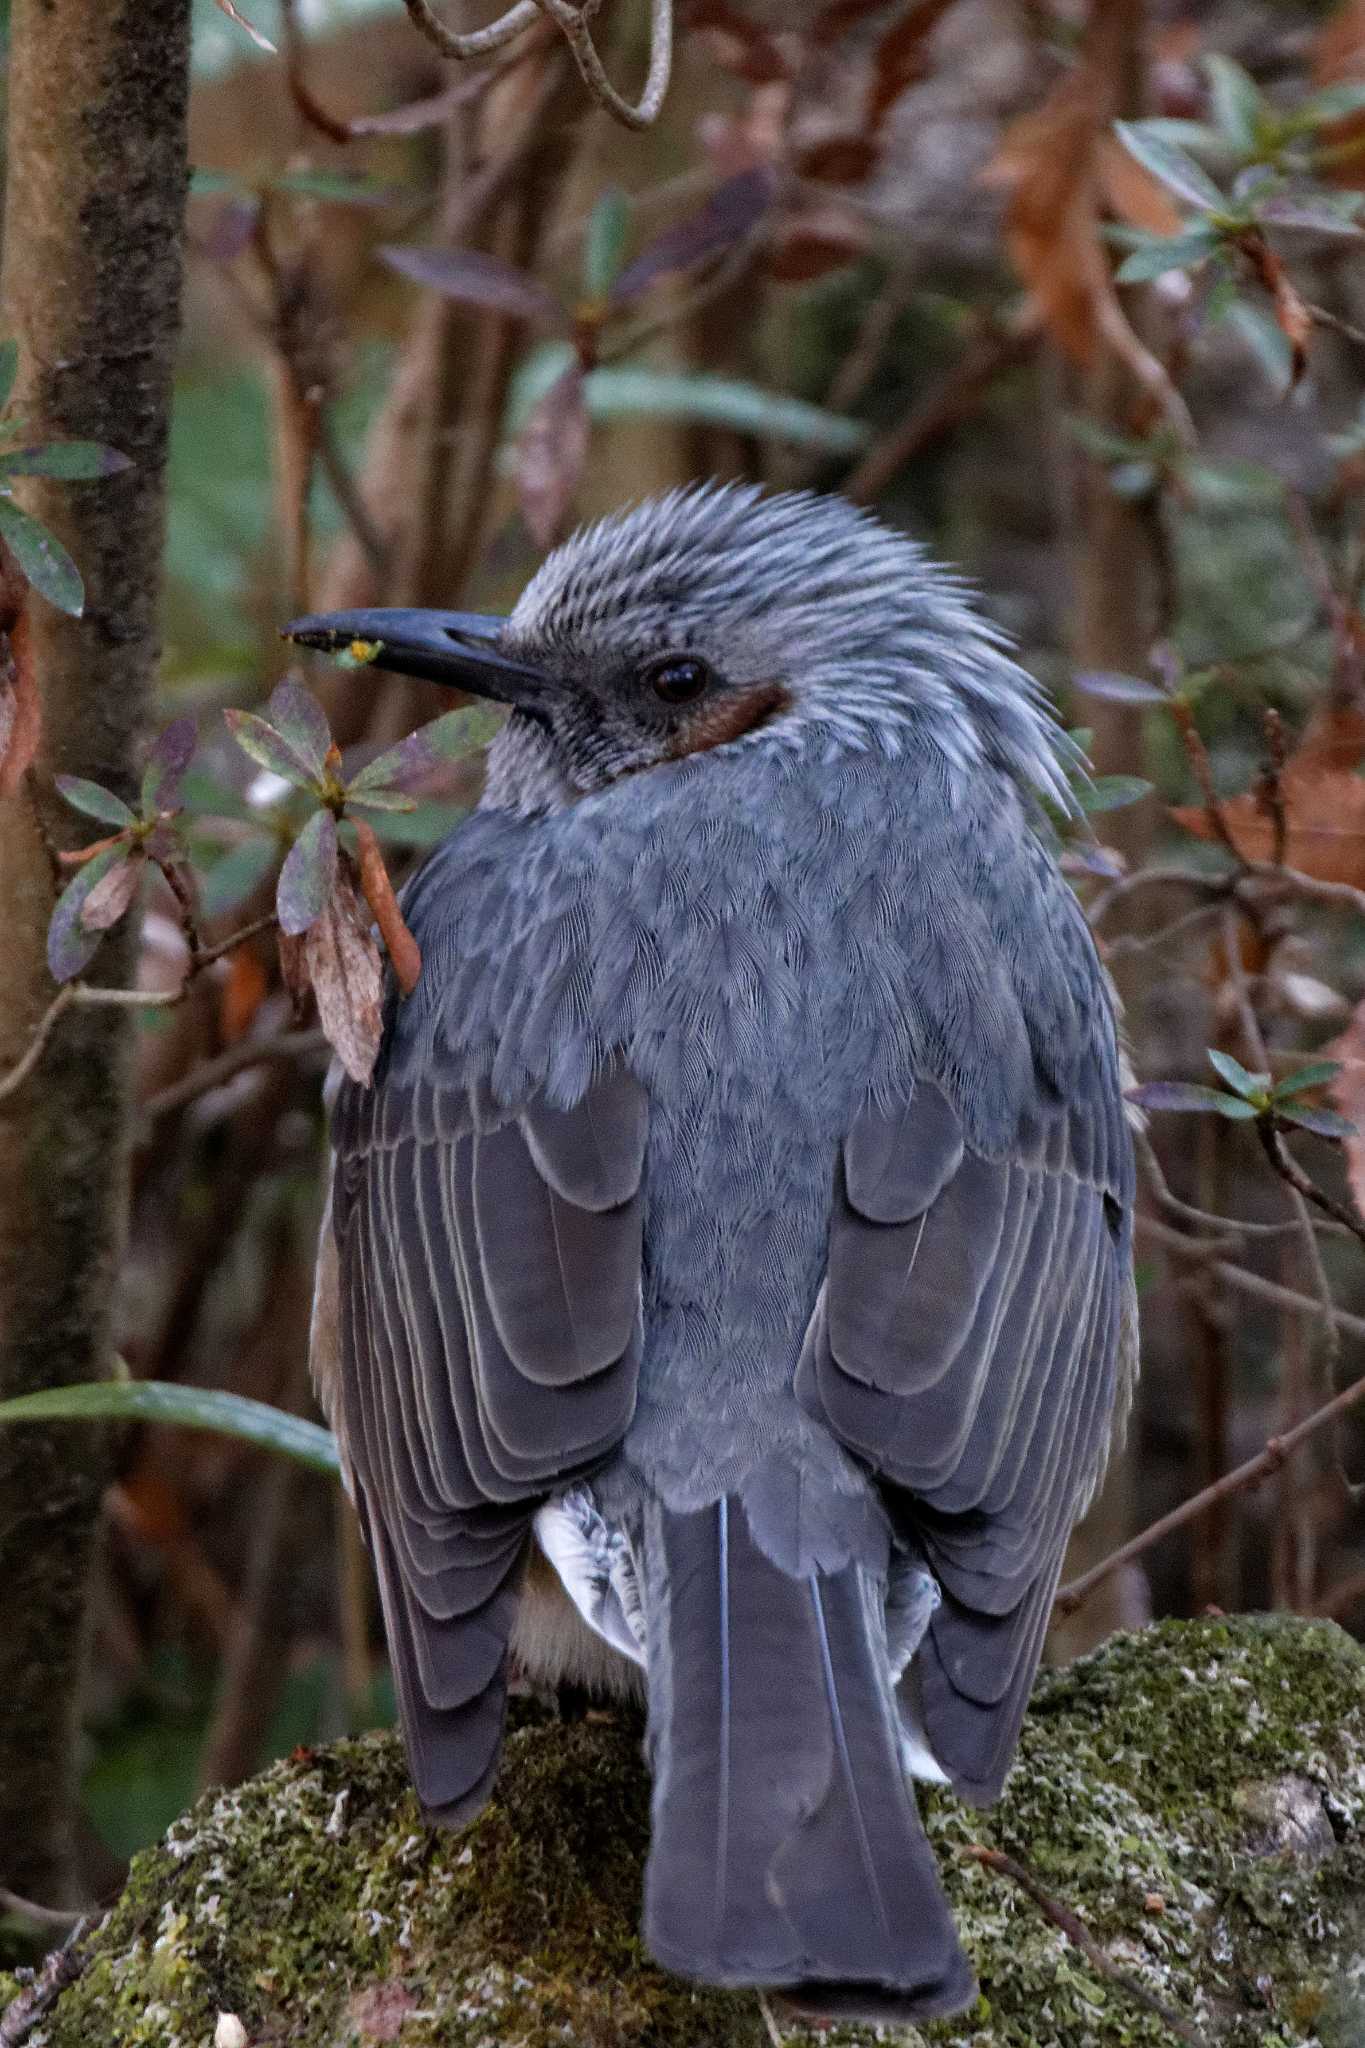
[{"xmin": 668, "ymin": 679, "xmax": 792, "ymax": 759}]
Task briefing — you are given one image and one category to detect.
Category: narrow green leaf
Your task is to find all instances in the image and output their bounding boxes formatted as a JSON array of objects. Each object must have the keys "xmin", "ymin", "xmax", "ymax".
[
  {"xmin": 348, "ymin": 706, "xmax": 504, "ymax": 793},
  {"xmin": 0, "ymin": 441, "xmax": 131, "ymax": 481},
  {"xmin": 266, "ymin": 677, "xmax": 332, "ymax": 779},
  {"xmin": 1204, "ymin": 54, "xmax": 1263, "ymax": 155},
  {"xmin": 1127, "ymin": 1081, "xmax": 1258, "ymax": 1117},
  {"xmin": 1115, "ymin": 120, "xmax": 1227, "ymax": 213},
  {"xmin": 276, "ymin": 806, "xmax": 338, "ymax": 935},
  {"xmin": 582, "ymin": 187, "xmax": 630, "ymax": 301},
  {"xmin": 272, "ymin": 169, "xmax": 403, "ymax": 206},
  {"xmin": 1207, "ymin": 1048, "xmax": 1270, "ymax": 1099},
  {"xmin": 0, "ymin": 1379, "xmax": 339, "ymax": 1473},
  {"xmin": 1222, "ymin": 297, "xmax": 1294, "ymax": 393},
  {"xmin": 1277, "ymin": 1105, "xmax": 1357, "ymax": 1140},
  {"xmin": 141, "ymin": 715, "xmax": 198, "ymax": 815},
  {"xmin": 1303, "ymin": 80, "xmax": 1365, "ymax": 124},
  {"xmin": 0, "ymin": 495, "xmax": 84, "ymax": 614},
  {"xmin": 0, "ymin": 340, "xmax": 20, "ymax": 414},
  {"xmin": 1115, "ymin": 225, "xmax": 1221, "ymax": 282},
  {"xmin": 54, "ymin": 776, "xmax": 137, "ymax": 828},
  {"xmin": 223, "ymin": 708, "xmax": 320, "ymax": 788},
  {"xmin": 344, "ymin": 787, "xmax": 419, "ymax": 813},
  {"xmin": 1078, "ymin": 775, "xmax": 1154, "ymax": 814},
  {"xmin": 1272, "ymin": 1060, "xmax": 1343, "ymax": 1100},
  {"xmin": 190, "ymin": 168, "xmax": 248, "ymax": 196},
  {"xmin": 46, "ymin": 843, "xmax": 128, "ymax": 980},
  {"xmin": 198, "ymin": 834, "xmax": 279, "ymax": 918}
]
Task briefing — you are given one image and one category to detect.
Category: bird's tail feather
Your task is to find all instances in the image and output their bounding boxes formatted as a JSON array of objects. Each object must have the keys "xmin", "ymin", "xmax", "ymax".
[{"xmin": 639, "ymin": 1496, "xmax": 976, "ymax": 2024}]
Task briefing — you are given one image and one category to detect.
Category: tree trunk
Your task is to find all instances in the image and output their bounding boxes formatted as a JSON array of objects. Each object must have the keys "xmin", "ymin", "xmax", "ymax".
[{"xmin": 0, "ymin": 0, "xmax": 191, "ymax": 1904}]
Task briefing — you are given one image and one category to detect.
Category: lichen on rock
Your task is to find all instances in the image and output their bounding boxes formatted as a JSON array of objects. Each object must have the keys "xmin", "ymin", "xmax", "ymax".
[{"xmin": 5, "ymin": 1614, "xmax": 1363, "ymax": 2047}]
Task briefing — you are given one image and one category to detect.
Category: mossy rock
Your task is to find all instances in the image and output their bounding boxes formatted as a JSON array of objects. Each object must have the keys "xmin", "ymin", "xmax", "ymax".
[{"xmin": 6, "ymin": 1615, "xmax": 1364, "ymax": 2046}]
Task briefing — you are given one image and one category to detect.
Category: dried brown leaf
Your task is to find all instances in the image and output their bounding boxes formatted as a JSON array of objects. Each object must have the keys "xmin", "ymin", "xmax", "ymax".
[
  {"xmin": 303, "ymin": 864, "xmax": 384, "ymax": 1085},
  {"xmin": 866, "ymin": 0, "xmax": 956, "ymax": 133},
  {"xmin": 79, "ymin": 851, "xmax": 143, "ymax": 932},
  {"xmin": 517, "ymin": 363, "xmax": 590, "ymax": 550},
  {"xmin": 1172, "ymin": 699, "xmax": 1365, "ymax": 881}
]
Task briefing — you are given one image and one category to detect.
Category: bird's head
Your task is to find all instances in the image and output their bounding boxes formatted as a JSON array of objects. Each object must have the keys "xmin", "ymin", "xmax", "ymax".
[{"xmin": 285, "ymin": 484, "xmax": 1073, "ymax": 812}]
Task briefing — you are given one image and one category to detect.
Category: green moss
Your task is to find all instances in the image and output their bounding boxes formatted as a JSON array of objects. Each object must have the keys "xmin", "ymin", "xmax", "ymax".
[{"xmin": 13, "ymin": 1616, "xmax": 1364, "ymax": 2047}]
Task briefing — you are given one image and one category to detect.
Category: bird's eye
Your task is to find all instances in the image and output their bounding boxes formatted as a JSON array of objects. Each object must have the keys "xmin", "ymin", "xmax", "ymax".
[{"xmin": 643, "ymin": 654, "xmax": 712, "ymax": 705}]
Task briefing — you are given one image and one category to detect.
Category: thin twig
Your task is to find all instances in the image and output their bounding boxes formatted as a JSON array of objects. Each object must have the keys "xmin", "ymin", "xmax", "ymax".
[
  {"xmin": 1134, "ymin": 1125, "xmax": 1347, "ymax": 1243},
  {"xmin": 317, "ymin": 413, "xmax": 389, "ymax": 586},
  {"xmin": 1170, "ymin": 699, "xmax": 1247, "ymax": 868},
  {"xmin": 1259, "ymin": 1119, "xmax": 1365, "ymax": 1254},
  {"xmin": 1141, "ymin": 1216, "xmax": 1365, "ymax": 1337},
  {"xmin": 961, "ymin": 1847, "xmax": 1202, "ymax": 2045},
  {"xmin": 0, "ymin": 1921, "xmax": 89, "ymax": 2048},
  {"xmin": 1258, "ymin": 706, "xmax": 1288, "ymax": 870},
  {"xmin": 0, "ymin": 1889, "xmax": 88, "ymax": 1933},
  {"xmin": 531, "ymin": 0, "xmax": 673, "ymax": 130},
  {"xmin": 0, "ymin": 915, "xmax": 279, "ymax": 1105},
  {"xmin": 1055, "ymin": 1362, "xmax": 1365, "ymax": 1616},
  {"xmin": 142, "ymin": 1027, "xmax": 329, "ymax": 1122},
  {"xmin": 401, "ymin": 0, "xmax": 539, "ymax": 62},
  {"xmin": 755, "ymin": 1991, "xmax": 785, "ymax": 2048},
  {"xmin": 1305, "ymin": 299, "xmax": 1365, "ymax": 352},
  {"xmin": 845, "ymin": 308, "xmax": 1040, "ymax": 505}
]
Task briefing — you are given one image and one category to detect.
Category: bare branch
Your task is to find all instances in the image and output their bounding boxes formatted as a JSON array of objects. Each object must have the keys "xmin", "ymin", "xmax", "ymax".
[
  {"xmin": 961, "ymin": 1847, "xmax": 1202, "ymax": 2045},
  {"xmin": 142, "ymin": 1026, "xmax": 329, "ymax": 1122},
  {"xmin": 531, "ymin": 0, "xmax": 673, "ymax": 130},
  {"xmin": 1055, "ymin": 1363, "xmax": 1365, "ymax": 1618},
  {"xmin": 400, "ymin": 0, "xmax": 539, "ymax": 63}
]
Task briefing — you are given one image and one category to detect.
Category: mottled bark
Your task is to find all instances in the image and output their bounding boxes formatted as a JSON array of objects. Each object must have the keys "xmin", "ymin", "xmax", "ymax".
[{"xmin": 0, "ymin": 0, "xmax": 191, "ymax": 1902}]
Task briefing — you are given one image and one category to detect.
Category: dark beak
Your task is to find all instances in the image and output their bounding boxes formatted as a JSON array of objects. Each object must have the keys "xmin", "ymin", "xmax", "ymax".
[{"xmin": 282, "ymin": 607, "xmax": 550, "ymax": 710}]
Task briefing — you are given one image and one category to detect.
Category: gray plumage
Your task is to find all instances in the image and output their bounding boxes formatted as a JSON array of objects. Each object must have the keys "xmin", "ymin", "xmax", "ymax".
[{"xmin": 305, "ymin": 483, "xmax": 1138, "ymax": 2024}]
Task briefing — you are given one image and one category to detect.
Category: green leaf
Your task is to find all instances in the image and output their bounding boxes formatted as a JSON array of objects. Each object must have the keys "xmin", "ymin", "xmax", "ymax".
[
  {"xmin": 276, "ymin": 806, "xmax": 338, "ymax": 935},
  {"xmin": 1127, "ymin": 1081, "xmax": 1259, "ymax": 1118},
  {"xmin": 1272, "ymin": 1060, "xmax": 1343, "ymax": 1100},
  {"xmin": 1221, "ymin": 297, "xmax": 1294, "ymax": 393},
  {"xmin": 0, "ymin": 494, "xmax": 84, "ymax": 614},
  {"xmin": 54, "ymin": 776, "xmax": 137, "ymax": 828},
  {"xmin": 46, "ymin": 843, "xmax": 128, "ymax": 980},
  {"xmin": 1302, "ymin": 80, "xmax": 1365, "ymax": 124},
  {"xmin": 0, "ymin": 441, "xmax": 131, "ymax": 481},
  {"xmin": 1207, "ymin": 1048, "xmax": 1270, "ymax": 1099},
  {"xmin": 0, "ymin": 1378, "xmax": 339, "ymax": 1474},
  {"xmin": 1277, "ymin": 1105, "xmax": 1357, "ymax": 1140},
  {"xmin": 348, "ymin": 705, "xmax": 504, "ymax": 794},
  {"xmin": 198, "ymin": 834, "xmax": 279, "ymax": 918},
  {"xmin": 0, "ymin": 339, "xmax": 20, "ymax": 414},
  {"xmin": 582, "ymin": 187, "xmax": 631, "ymax": 301},
  {"xmin": 266, "ymin": 676, "xmax": 332, "ymax": 780},
  {"xmin": 343, "ymin": 787, "xmax": 419, "ymax": 813},
  {"xmin": 141, "ymin": 715, "xmax": 198, "ymax": 815},
  {"xmin": 1078, "ymin": 775, "xmax": 1154, "ymax": 814},
  {"xmin": 1109, "ymin": 460, "xmax": 1159, "ymax": 500},
  {"xmin": 1204, "ymin": 54, "xmax": 1263, "ymax": 155},
  {"xmin": 223, "ymin": 707, "xmax": 321, "ymax": 788},
  {"xmin": 508, "ymin": 350, "xmax": 870, "ymax": 454},
  {"xmin": 1115, "ymin": 225, "xmax": 1222, "ymax": 282},
  {"xmin": 189, "ymin": 168, "xmax": 248, "ymax": 195},
  {"xmin": 1114, "ymin": 120, "xmax": 1227, "ymax": 214}
]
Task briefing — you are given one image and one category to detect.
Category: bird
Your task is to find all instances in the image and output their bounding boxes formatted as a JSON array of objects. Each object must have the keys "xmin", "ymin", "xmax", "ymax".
[{"xmin": 288, "ymin": 482, "xmax": 1138, "ymax": 2026}]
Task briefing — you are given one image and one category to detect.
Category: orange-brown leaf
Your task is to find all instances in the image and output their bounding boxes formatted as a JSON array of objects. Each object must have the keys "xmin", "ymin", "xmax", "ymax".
[
  {"xmin": 983, "ymin": 68, "xmax": 1110, "ymax": 364},
  {"xmin": 517, "ymin": 363, "xmax": 589, "ymax": 551},
  {"xmin": 1171, "ymin": 767, "xmax": 1365, "ymax": 884},
  {"xmin": 1094, "ymin": 132, "xmax": 1184, "ymax": 236},
  {"xmin": 220, "ymin": 943, "xmax": 269, "ymax": 1042},
  {"xmin": 353, "ymin": 816, "xmax": 421, "ymax": 996},
  {"xmin": 0, "ymin": 603, "xmax": 39, "ymax": 798}
]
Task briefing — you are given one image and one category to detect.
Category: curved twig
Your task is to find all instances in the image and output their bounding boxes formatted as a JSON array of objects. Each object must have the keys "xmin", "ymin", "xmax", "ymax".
[
  {"xmin": 531, "ymin": 0, "xmax": 673, "ymax": 130},
  {"xmin": 400, "ymin": 0, "xmax": 539, "ymax": 63}
]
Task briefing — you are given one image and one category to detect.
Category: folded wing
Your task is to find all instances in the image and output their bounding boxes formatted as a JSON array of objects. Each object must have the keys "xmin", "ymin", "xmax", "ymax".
[
  {"xmin": 321, "ymin": 1061, "xmax": 648, "ymax": 1823},
  {"xmin": 797, "ymin": 1061, "xmax": 1135, "ymax": 1804}
]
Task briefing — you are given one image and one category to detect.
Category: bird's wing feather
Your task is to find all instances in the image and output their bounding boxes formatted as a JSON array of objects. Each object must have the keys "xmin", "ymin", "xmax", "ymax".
[
  {"xmin": 797, "ymin": 1045, "xmax": 1135, "ymax": 1805},
  {"xmin": 324, "ymin": 1059, "xmax": 647, "ymax": 1824}
]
